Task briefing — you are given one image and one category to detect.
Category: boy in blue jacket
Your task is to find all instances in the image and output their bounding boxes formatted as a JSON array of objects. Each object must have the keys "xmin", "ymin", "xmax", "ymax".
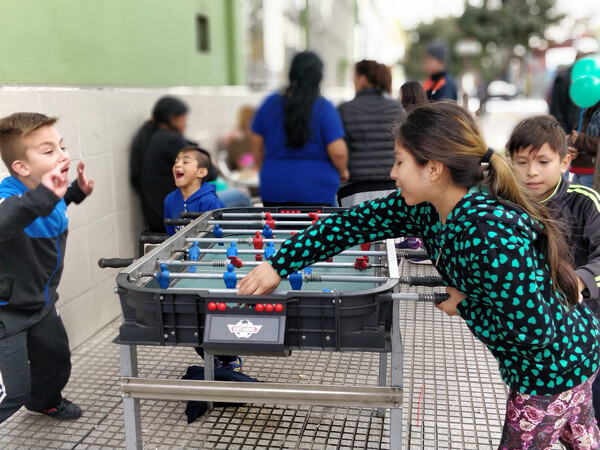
[
  {"xmin": 164, "ymin": 145, "xmax": 225, "ymax": 236},
  {"xmin": 163, "ymin": 146, "xmax": 241, "ymax": 371},
  {"xmin": 0, "ymin": 113, "xmax": 94, "ymax": 422},
  {"xmin": 508, "ymin": 114, "xmax": 600, "ymax": 425}
]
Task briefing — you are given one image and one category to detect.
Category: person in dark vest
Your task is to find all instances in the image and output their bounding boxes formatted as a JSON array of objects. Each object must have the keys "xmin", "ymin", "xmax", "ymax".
[
  {"xmin": 337, "ymin": 60, "xmax": 404, "ymax": 206},
  {"xmin": 422, "ymin": 40, "xmax": 458, "ymax": 102}
]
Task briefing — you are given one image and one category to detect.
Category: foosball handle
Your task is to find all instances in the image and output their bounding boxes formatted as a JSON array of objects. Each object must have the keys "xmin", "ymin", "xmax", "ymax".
[
  {"xmin": 98, "ymin": 258, "xmax": 135, "ymax": 268},
  {"xmin": 432, "ymin": 293, "xmax": 451, "ymax": 304},
  {"xmin": 164, "ymin": 218, "xmax": 191, "ymax": 226}
]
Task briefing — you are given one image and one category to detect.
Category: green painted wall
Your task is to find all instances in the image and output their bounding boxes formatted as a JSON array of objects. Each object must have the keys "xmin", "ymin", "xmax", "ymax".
[{"xmin": 0, "ymin": 0, "xmax": 244, "ymax": 86}]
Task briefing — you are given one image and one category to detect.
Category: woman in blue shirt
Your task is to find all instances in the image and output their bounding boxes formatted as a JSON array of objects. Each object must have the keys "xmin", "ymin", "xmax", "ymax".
[{"xmin": 250, "ymin": 51, "xmax": 348, "ymax": 207}]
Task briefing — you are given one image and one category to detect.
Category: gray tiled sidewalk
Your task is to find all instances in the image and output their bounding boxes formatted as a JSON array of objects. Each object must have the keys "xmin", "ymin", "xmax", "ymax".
[{"xmin": 0, "ymin": 260, "xmax": 559, "ymax": 449}]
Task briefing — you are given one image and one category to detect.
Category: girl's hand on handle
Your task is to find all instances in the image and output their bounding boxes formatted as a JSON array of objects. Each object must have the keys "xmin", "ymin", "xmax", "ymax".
[
  {"xmin": 41, "ymin": 161, "xmax": 69, "ymax": 199},
  {"xmin": 237, "ymin": 261, "xmax": 283, "ymax": 295},
  {"xmin": 435, "ymin": 286, "xmax": 465, "ymax": 316}
]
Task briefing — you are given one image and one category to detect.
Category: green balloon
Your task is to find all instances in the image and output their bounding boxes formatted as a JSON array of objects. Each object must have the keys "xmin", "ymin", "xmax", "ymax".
[
  {"xmin": 569, "ymin": 75, "xmax": 600, "ymax": 108},
  {"xmin": 572, "ymin": 57, "xmax": 600, "ymax": 79}
]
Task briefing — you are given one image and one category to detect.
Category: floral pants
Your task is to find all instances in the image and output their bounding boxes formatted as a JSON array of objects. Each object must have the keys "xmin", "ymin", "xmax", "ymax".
[{"xmin": 499, "ymin": 374, "xmax": 600, "ymax": 449}]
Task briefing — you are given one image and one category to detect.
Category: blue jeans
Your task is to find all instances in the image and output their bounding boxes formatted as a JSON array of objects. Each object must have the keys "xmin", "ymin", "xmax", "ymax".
[
  {"xmin": 572, "ymin": 173, "xmax": 594, "ymax": 188},
  {"xmin": 216, "ymin": 188, "xmax": 252, "ymax": 207}
]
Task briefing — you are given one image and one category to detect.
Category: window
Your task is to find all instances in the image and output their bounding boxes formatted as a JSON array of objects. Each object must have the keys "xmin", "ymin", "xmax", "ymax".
[{"xmin": 196, "ymin": 15, "xmax": 209, "ymax": 52}]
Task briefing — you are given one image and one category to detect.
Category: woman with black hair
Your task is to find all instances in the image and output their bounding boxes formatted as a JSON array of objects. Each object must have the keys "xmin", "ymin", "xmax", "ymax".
[
  {"xmin": 336, "ymin": 60, "xmax": 404, "ymax": 206},
  {"xmin": 250, "ymin": 51, "xmax": 348, "ymax": 207},
  {"xmin": 130, "ymin": 96, "xmax": 195, "ymax": 233}
]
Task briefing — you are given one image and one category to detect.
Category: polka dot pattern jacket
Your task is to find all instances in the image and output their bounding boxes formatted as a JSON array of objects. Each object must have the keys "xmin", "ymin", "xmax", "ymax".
[{"xmin": 268, "ymin": 187, "xmax": 600, "ymax": 395}]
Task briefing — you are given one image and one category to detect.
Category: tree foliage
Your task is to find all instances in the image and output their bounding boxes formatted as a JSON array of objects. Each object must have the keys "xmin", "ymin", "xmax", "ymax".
[{"xmin": 403, "ymin": 0, "xmax": 564, "ymax": 85}]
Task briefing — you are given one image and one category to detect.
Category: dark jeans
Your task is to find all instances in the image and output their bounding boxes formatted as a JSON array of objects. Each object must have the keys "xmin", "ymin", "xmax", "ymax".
[
  {"xmin": 593, "ymin": 372, "xmax": 600, "ymax": 425},
  {"xmin": 0, "ymin": 305, "xmax": 71, "ymax": 423},
  {"xmin": 194, "ymin": 347, "xmax": 237, "ymax": 364}
]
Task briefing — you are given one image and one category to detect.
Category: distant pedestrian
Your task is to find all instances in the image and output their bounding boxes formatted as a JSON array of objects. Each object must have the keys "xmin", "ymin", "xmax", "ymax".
[{"xmin": 422, "ymin": 40, "xmax": 458, "ymax": 102}]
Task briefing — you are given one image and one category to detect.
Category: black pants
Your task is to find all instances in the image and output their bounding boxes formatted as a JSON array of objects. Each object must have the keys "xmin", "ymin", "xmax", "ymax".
[
  {"xmin": 0, "ymin": 304, "xmax": 71, "ymax": 423},
  {"xmin": 193, "ymin": 347, "xmax": 237, "ymax": 364}
]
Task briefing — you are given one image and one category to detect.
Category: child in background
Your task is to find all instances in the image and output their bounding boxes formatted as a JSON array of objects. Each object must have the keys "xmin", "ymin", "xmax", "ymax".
[
  {"xmin": 0, "ymin": 113, "xmax": 94, "ymax": 422},
  {"xmin": 163, "ymin": 145, "xmax": 241, "ymax": 372},
  {"xmin": 239, "ymin": 101, "xmax": 600, "ymax": 449},
  {"xmin": 164, "ymin": 145, "xmax": 225, "ymax": 236},
  {"xmin": 508, "ymin": 114, "xmax": 600, "ymax": 427}
]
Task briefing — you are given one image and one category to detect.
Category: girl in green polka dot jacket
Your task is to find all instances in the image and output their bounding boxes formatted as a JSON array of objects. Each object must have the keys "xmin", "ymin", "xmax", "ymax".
[{"xmin": 239, "ymin": 101, "xmax": 600, "ymax": 448}]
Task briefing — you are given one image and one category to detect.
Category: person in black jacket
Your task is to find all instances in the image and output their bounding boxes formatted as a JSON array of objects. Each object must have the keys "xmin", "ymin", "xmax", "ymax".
[
  {"xmin": 130, "ymin": 96, "xmax": 191, "ymax": 233},
  {"xmin": 0, "ymin": 113, "xmax": 94, "ymax": 422},
  {"xmin": 508, "ymin": 114, "xmax": 600, "ymax": 424},
  {"xmin": 422, "ymin": 41, "xmax": 458, "ymax": 102},
  {"xmin": 337, "ymin": 60, "xmax": 404, "ymax": 206}
]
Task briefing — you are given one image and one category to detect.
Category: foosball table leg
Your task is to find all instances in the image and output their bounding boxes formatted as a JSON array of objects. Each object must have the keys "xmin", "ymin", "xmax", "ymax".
[
  {"xmin": 377, "ymin": 353, "xmax": 388, "ymax": 417},
  {"xmin": 120, "ymin": 344, "xmax": 143, "ymax": 450},
  {"xmin": 204, "ymin": 350, "xmax": 214, "ymax": 411},
  {"xmin": 390, "ymin": 297, "xmax": 403, "ymax": 450}
]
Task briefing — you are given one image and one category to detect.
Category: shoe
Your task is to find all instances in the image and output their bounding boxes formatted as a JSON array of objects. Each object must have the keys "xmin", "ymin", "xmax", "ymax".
[
  {"xmin": 27, "ymin": 398, "xmax": 82, "ymax": 420},
  {"xmin": 213, "ymin": 356, "xmax": 224, "ymax": 369},
  {"xmin": 407, "ymin": 258, "xmax": 433, "ymax": 265},
  {"xmin": 222, "ymin": 356, "xmax": 243, "ymax": 373},
  {"xmin": 395, "ymin": 237, "xmax": 422, "ymax": 250}
]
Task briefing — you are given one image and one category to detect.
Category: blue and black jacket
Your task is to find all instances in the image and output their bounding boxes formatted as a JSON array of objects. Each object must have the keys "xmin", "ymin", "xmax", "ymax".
[
  {"xmin": 544, "ymin": 178, "xmax": 600, "ymax": 316},
  {"xmin": 0, "ymin": 176, "xmax": 86, "ymax": 311},
  {"xmin": 164, "ymin": 183, "xmax": 225, "ymax": 236}
]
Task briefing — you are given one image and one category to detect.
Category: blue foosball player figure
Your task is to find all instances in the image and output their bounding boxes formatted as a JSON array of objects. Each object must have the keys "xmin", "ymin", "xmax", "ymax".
[
  {"xmin": 263, "ymin": 224, "xmax": 273, "ymax": 239},
  {"xmin": 188, "ymin": 241, "xmax": 200, "ymax": 273},
  {"xmin": 289, "ymin": 271, "xmax": 302, "ymax": 290},
  {"xmin": 213, "ymin": 224, "xmax": 224, "ymax": 245},
  {"xmin": 226, "ymin": 241, "xmax": 238, "ymax": 258},
  {"xmin": 264, "ymin": 241, "xmax": 276, "ymax": 259},
  {"xmin": 223, "ymin": 263, "xmax": 237, "ymax": 289},
  {"xmin": 157, "ymin": 263, "xmax": 170, "ymax": 289}
]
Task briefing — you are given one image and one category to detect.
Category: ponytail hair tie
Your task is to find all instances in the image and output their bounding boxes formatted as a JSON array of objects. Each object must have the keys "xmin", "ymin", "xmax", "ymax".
[{"xmin": 481, "ymin": 148, "xmax": 494, "ymax": 164}]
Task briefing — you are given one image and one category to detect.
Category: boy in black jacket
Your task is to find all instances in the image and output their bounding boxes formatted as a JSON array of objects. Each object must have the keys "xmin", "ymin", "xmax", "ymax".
[
  {"xmin": 508, "ymin": 114, "xmax": 600, "ymax": 422},
  {"xmin": 0, "ymin": 113, "xmax": 94, "ymax": 422}
]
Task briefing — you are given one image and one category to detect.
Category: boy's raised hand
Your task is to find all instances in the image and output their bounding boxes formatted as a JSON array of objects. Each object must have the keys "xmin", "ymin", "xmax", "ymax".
[
  {"xmin": 76, "ymin": 160, "xmax": 94, "ymax": 195},
  {"xmin": 41, "ymin": 161, "xmax": 69, "ymax": 199}
]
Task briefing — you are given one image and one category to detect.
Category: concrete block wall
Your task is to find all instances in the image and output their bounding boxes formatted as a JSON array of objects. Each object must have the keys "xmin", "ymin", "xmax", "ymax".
[{"xmin": 0, "ymin": 86, "xmax": 265, "ymax": 349}]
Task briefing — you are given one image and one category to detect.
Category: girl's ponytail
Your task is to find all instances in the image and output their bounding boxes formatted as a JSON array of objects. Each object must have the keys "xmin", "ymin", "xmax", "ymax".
[
  {"xmin": 395, "ymin": 101, "xmax": 580, "ymax": 307},
  {"xmin": 484, "ymin": 152, "xmax": 579, "ymax": 307}
]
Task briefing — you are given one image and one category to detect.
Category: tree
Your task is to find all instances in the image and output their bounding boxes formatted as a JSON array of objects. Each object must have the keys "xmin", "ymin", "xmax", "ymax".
[{"xmin": 404, "ymin": 0, "xmax": 564, "ymax": 113}]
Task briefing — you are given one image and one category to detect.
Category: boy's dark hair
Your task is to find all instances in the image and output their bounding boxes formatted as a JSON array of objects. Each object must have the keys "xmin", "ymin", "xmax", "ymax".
[
  {"xmin": 506, "ymin": 115, "xmax": 568, "ymax": 159},
  {"xmin": 179, "ymin": 145, "xmax": 212, "ymax": 172},
  {"xmin": 0, "ymin": 113, "xmax": 57, "ymax": 175}
]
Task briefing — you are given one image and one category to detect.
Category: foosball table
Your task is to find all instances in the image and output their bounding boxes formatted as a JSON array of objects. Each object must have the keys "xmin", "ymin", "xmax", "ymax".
[{"xmin": 100, "ymin": 207, "xmax": 447, "ymax": 450}]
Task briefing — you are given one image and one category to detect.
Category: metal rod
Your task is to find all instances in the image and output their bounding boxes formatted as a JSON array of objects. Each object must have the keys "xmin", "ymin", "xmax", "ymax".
[
  {"xmin": 145, "ymin": 272, "xmax": 388, "ymax": 284},
  {"xmin": 185, "ymin": 237, "xmax": 286, "ymax": 244},
  {"xmin": 121, "ymin": 378, "xmax": 402, "ymax": 408},
  {"xmin": 202, "ymin": 228, "xmax": 301, "ymax": 234},
  {"xmin": 208, "ymin": 220, "xmax": 313, "ymax": 227},
  {"xmin": 221, "ymin": 212, "xmax": 332, "ymax": 219},
  {"xmin": 190, "ymin": 248, "xmax": 387, "ymax": 256},
  {"xmin": 157, "ymin": 260, "xmax": 383, "ymax": 269}
]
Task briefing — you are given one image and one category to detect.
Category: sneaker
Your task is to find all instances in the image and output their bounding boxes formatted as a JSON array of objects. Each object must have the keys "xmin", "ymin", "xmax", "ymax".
[
  {"xmin": 213, "ymin": 356, "xmax": 224, "ymax": 369},
  {"xmin": 27, "ymin": 398, "xmax": 82, "ymax": 420},
  {"xmin": 407, "ymin": 258, "xmax": 433, "ymax": 265},
  {"xmin": 222, "ymin": 356, "xmax": 243, "ymax": 373},
  {"xmin": 395, "ymin": 237, "xmax": 422, "ymax": 250}
]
